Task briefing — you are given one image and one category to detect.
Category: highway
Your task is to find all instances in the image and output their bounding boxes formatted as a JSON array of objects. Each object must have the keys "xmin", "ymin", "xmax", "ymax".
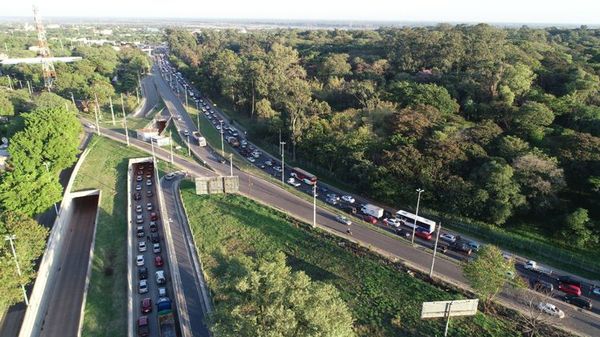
[
  {"xmin": 39, "ymin": 194, "xmax": 99, "ymax": 337},
  {"xmin": 151, "ymin": 56, "xmax": 600, "ymax": 336},
  {"xmin": 132, "ymin": 71, "xmax": 160, "ymax": 118},
  {"xmin": 160, "ymin": 175, "xmax": 211, "ymax": 337}
]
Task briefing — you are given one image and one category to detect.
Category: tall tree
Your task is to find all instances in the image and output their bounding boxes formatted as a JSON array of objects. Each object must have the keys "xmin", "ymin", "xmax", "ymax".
[
  {"xmin": 0, "ymin": 91, "xmax": 15, "ymax": 117},
  {"xmin": 210, "ymin": 252, "xmax": 355, "ymax": 337}
]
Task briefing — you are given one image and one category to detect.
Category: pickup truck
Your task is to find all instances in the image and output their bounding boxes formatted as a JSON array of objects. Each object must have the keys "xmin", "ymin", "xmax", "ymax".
[{"xmin": 524, "ymin": 260, "xmax": 553, "ymax": 276}]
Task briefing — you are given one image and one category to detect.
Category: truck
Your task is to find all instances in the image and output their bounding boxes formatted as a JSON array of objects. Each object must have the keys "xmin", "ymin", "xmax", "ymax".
[
  {"xmin": 523, "ymin": 260, "xmax": 553, "ymax": 276},
  {"xmin": 192, "ymin": 131, "xmax": 207, "ymax": 146},
  {"xmin": 157, "ymin": 298, "xmax": 176, "ymax": 337},
  {"xmin": 360, "ymin": 204, "xmax": 384, "ymax": 219}
]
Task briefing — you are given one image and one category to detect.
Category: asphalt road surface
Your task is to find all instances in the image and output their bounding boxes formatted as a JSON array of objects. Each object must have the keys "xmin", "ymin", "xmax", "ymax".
[
  {"xmin": 160, "ymin": 175, "xmax": 211, "ymax": 337},
  {"xmin": 132, "ymin": 70, "xmax": 160, "ymax": 118},
  {"xmin": 129, "ymin": 162, "xmax": 177, "ymax": 337},
  {"xmin": 39, "ymin": 194, "xmax": 99, "ymax": 337}
]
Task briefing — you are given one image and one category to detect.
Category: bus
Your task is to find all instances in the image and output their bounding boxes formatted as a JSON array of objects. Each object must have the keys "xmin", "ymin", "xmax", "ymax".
[
  {"xmin": 395, "ymin": 210, "xmax": 436, "ymax": 233},
  {"xmin": 291, "ymin": 167, "xmax": 317, "ymax": 185}
]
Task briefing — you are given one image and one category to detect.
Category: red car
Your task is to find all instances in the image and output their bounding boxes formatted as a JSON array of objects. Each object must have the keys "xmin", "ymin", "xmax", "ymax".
[
  {"xmin": 141, "ymin": 297, "xmax": 152, "ymax": 314},
  {"xmin": 137, "ymin": 316, "xmax": 149, "ymax": 337},
  {"xmin": 559, "ymin": 283, "xmax": 581, "ymax": 296},
  {"xmin": 154, "ymin": 255, "xmax": 164, "ymax": 267},
  {"xmin": 362, "ymin": 215, "xmax": 377, "ymax": 224},
  {"xmin": 150, "ymin": 212, "xmax": 158, "ymax": 221},
  {"xmin": 415, "ymin": 228, "xmax": 432, "ymax": 241}
]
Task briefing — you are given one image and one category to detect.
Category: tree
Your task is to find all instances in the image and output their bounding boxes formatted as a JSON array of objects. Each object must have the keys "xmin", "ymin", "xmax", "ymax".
[
  {"xmin": 0, "ymin": 211, "xmax": 49, "ymax": 308},
  {"xmin": 33, "ymin": 92, "xmax": 76, "ymax": 112},
  {"xmin": 210, "ymin": 252, "xmax": 355, "ymax": 337},
  {"xmin": 0, "ymin": 91, "xmax": 15, "ymax": 117},
  {"xmin": 387, "ymin": 81, "xmax": 459, "ymax": 115},
  {"xmin": 513, "ymin": 101, "xmax": 554, "ymax": 139},
  {"xmin": 559, "ymin": 208, "xmax": 595, "ymax": 248},
  {"xmin": 318, "ymin": 53, "xmax": 352, "ymax": 81},
  {"xmin": 496, "ymin": 135, "xmax": 530, "ymax": 161},
  {"xmin": 512, "ymin": 153, "xmax": 565, "ymax": 213},
  {"xmin": 463, "ymin": 245, "xmax": 515, "ymax": 310}
]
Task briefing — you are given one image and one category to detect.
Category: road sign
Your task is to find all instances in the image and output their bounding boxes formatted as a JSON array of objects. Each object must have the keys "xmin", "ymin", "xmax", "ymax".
[{"xmin": 421, "ymin": 299, "xmax": 479, "ymax": 319}]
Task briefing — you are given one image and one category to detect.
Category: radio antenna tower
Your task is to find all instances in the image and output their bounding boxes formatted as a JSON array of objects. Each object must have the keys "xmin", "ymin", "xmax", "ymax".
[{"xmin": 33, "ymin": 6, "xmax": 56, "ymax": 91}]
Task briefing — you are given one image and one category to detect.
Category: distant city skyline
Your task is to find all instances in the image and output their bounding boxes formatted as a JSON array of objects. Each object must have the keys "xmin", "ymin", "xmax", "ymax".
[{"xmin": 2, "ymin": 0, "xmax": 600, "ymax": 25}]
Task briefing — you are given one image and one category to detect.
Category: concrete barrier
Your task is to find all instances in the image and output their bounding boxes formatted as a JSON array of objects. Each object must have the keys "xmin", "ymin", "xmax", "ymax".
[{"xmin": 18, "ymin": 148, "xmax": 95, "ymax": 337}]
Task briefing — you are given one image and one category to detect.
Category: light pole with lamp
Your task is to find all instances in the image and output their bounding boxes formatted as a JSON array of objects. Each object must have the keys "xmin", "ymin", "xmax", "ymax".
[
  {"xmin": 219, "ymin": 120, "xmax": 225, "ymax": 157},
  {"xmin": 280, "ymin": 141, "xmax": 286, "ymax": 186},
  {"xmin": 5, "ymin": 235, "xmax": 29, "ymax": 305},
  {"xmin": 411, "ymin": 188, "xmax": 425, "ymax": 245},
  {"xmin": 229, "ymin": 154, "xmax": 233, "ymax": 176},
  {"xmin": 313, "ymin": 182, "xmax": 317, "ymax": 228}
]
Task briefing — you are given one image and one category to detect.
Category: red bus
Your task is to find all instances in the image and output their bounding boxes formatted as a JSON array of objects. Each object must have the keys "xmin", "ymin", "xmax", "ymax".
[{"xmin": 291, "ymin": 167, "xmax": 317, "ymax": 185}]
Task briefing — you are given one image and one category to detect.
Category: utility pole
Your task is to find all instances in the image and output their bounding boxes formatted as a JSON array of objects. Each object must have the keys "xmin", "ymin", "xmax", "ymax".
[
  {"xmin": 411, "ymin": 188, "xmax": 425, "ymax": 245},
  {"xmin": 169, "ymin": 131, "xmax": 174, "ymax": 164},
  {"xmin": 121, "ymin": 94, "xmax": 130, "ymax": 146},
  {"xmin": 196, "ymin": 113, "xmax": 200, "ymax": 131},
  {"xmin": 135, "ymin": 87, "xmax": 140, "ymax": 105},
  {"xmin": 26, "ymin": 81, "xmax": 33, "ymax": 96},
  {"xmin": 150, "ymin": 137, "xmax": 156, "ymax": 162},
  {"xmin": 70, "ymin": 91, "xmax": 75, "ymax": 107},
  {"xmin": 185, "ymin": 90, "xmax": 188, "ymax": 108},
  {"xmin": 108, "ymin": 96, "xmax": 116, "ymax": 125},
  {"xmin": 220, "ymin": 120, "xmax": 224, "ymax": 157},
  {"xmin": 187, "ymin": 134, "xmax": 191, "ymax": 156},
  {"xmin": 43, "ymin": 162, "xmax": 59, "ymax": 215},
  {"xmin": 280, "ymin": 141, "xmax": 286, "ymax": 186},
  {"xmin": 5, "ymin": 235, "xmax": 29, "ymax": 306},
  {"xmin": 6, "ymin": 75, "xmax": 13, "ymax": 90},
  {"xmin": 229, "ymin": 154, "xmax": 233, "ymax": 176},
  {"xmin": 429, "ymin": 223, "xmax": 442, "ymax": 278},
  {"xmin": 313, "ymin": 182, "xmax": 317, "ymax": 228},
  {"xmin": 93, "ymin": 104, "xmax": 100, "ymax": 135}
]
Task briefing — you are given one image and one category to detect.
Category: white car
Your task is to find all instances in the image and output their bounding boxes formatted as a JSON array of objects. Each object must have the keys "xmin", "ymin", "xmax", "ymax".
[
  {"xmin": 138, "ymin": 241, "xmax": 147, "ymax": 252},
  {"xmin": 146, "ymin": 179, "xmax": 152, "ymax": 186},
  {"xmin": 138, "ymin": 279, "xmax": 148, "ymax": 294},
  {"xmin": 153, "ymin": 243, "xmax": 161, "ymax": 253},
  {"xmin": 384, "ymin": 218, "xmax": 402, "ymax": 228},
  {"xmin": 287, "ymin": 178, "xmax": 301, "ymax": 187},
  {"xmin": 440, "ymin": 233, "xmax": 457, "ymax": 243},
  {"xmin": 592, "ymin": 286, "xmax": 600, "ymax": 297},
  {"xmin": 247, "ymin": 157, "xmax": 255, "ymax": 163},
  {"xmin": 538, "ymin": 302, "xmax": 565, "ymax": 318},
  {"xmin": 155, "ymin": 270, "xmax": 166, "ymax": 285},
  {"xmin": 136, "ymin": 255, "xmax": 145, "ymax": 266},
  {"xmin": 335, "ymin": 215, "xmax": 352, "ymax": 226},
  {"xmin": 135, "ymin": 184, "xmax": 142, "ymax": 191},
  {"xmin": 341, "ymin": 195, "xmax": 355, "ymax": 203},
  {"xmin": 136, "ymin": 205, "xmax": 142, "ymax": 213},
  {"xmin": 158, "ymin": 287, "xmax": 167, "ymax": 298}
]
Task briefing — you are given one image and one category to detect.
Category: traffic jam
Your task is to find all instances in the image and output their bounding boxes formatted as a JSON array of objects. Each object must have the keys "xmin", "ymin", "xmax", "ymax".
[
  {"xmin": 130, "ymin": 161, "xmax": 177, "ymax": 337},
  {"xmin": 154, "ymin": 52, "xmax": 599, "ymax": 317}
]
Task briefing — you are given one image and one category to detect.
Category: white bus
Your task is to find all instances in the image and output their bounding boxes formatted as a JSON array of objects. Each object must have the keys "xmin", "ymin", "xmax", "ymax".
[{"xmin": 395, "ymin": 210, "xmax": 436, "ymax": 233}]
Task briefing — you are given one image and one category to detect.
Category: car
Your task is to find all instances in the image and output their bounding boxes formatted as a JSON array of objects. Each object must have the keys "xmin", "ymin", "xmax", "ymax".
[
  {"xmin": 415, "ymin": 228, "xmax": 432, "ymax": 240},
  {"xmin": 154, "ymin": 255, "xmax": 164, "ymax": 267},
  {"xmin": 538, "ymin": 302, "xmax": 565, "ymax": 318},
  {"xmin": 141, "ymin": 298, "xmax": 152, "ymax": 314},
  {"xmin": 450, "ymin": 242, "xmax": 472, "ymax": 255},
  {"xmin": 467, "ymin": 241, "xmax": 481, "ymax": 251},
  {"xmin": 440, "ymin": 233, "xmax": 457, "ymax": 243},
  {"xmin": 150, "ymin": 212, "xmax": 158, "ymax": 221},
  {"xmin": 326, "ymin": 193, "xmax": 340, "ymax": 201},
  {"xmin": 155, "ymin": 270, "xmax": 166, "ymax": 285},
  {"xmin": 136, "ymin": 175, "xmax": 142, "ymax": 182},
  {"xmin": 146, "ymin": 179, "xmax": 152, "ymax": 186},
  {"xmin": 384, "ymin": 218, "xmax": 402, "ymax": 228},
  {"xmin": 558, "ymin": 276, "xmax": 582, "ymax": 288},
  {"xmin": 247, "ymin": 156, "xmax": 255, "ymax": 163},
  {"xmin": 146, "ymin": 190, "xmax": 153, "ymax": 198},
  {"xmin": 134, "ymin": 192, "xmax": 142, "ymax": 200},
  {"xmin": 394, "ymin": 227, "xmax": 412, "ymax": 239},
  {"xmin": 138, "ymin": 241, "xmax": 147, "ymax": 252},
  {"xmin": 165, "ymin": 173, "xmax": 175, "ymax": 180},
  {"xmin": 216, "ymin": 125, "xmax": 221, "ymax": 130},
  {"xmin": 264, "ymin": 160, "xmax": 273, "ymax": 166},
  {"xmin": 136, "ymin": 205, "xmax": 142, "ymax": 213},
  {"xmin": 153, "ymin": 243, "xmax": 161, "ymax": 253},
  {"xmin": 342, "ymin": 205, "xmax": 358, "ymax": 214},
  {"xmin": 150, "ymin": 232, "xmax": 160, "ymax": 243},
  {"xmin": 149, "ymin": 221, "xmax": 157, "ymax": 232},
  {"xmin": 145, "ymin": 172, "xmax": 152, "ymax": 179},
  {"xmin": 287, "ymin": 177, "xmax": 301, "ymax": 187},
  {"xmin": 273, "ymin": 166, "xmax": 282, "ymax": 173},
  {"xmin": 183, "ymin": 130, "xmax": 189, "ymax": 137},
  {"xmin": 559, "ymin": 283, "xmax": 581, "ymax": 296},
  {"xmin": 136, "ymin": 226, "xmax": 144, "ymax": 238},
  {"xmin": 138, "ymin": 280, "xmax": 148, "ymax": 294},
  {"xmin": 135, "ymin": 184, "xmax": 142, "ymax": 191},
  {"xmin": 136, "ymin": 255, "xmax": 145, "ymax": 266},
  {"xmin": 138, "ymin": 267, "xmax": 148, "ymax": 280},
  {"xmin": 146, "ymin": 203, "xmax": 153, "ymax": 211},
  {"xmin": 341, "ymin": 195, "xmax": 355, "ymax": 203},
  {"xmin": 592, "ymin": 286, "xmax": 600, "ymax": 297},
  {"xmin": 136, "ymin": 215, "xmax": 144, "ymax": 224},
  {"xmin": 335, "ymin": 215, "xmax": 352, "ymax": 225},
  {"xmin": 362, "ymin": 215, "xmax": 377, "ymax": 224},
  {"xmin": 137, "ymin": 316, "xmax": 149, "ymax": 337},
  {"xmin": 326, "ymin": 197, "xmax": 338, "ymax": 205},
  {"xmin": 531, "ymin": 279, "xmax": 554, "ymax": 293},
  {"xmin": 252, "ymin": 151, "xmax": 260, "ymax": 158},
  {"xmin": 563, "ymin": 295, "xmax": 592, "ymax": 310}
]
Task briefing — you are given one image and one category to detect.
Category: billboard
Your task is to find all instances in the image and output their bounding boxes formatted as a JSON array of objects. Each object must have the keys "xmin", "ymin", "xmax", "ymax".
[{"xmin": 421, "ymin": 299, "xmax": 479, "ymax": 319}]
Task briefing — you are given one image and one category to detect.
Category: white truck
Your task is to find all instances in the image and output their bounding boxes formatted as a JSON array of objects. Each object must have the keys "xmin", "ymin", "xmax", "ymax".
[
  {"xmin": 360, "ymin": 204, "xmax": 384, "ymax": 219},
  {"xmin": 524, "ymin": 260, "xmax": 553, "ymax": 276},
  {"xmin": 192, "ymin": 131, "xmax": 207, "ymax": 146}
]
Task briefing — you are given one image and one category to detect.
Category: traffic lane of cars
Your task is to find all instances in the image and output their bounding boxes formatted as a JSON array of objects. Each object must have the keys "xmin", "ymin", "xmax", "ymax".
[{"xmin": 131, "ymin": 163, "xmax": 173, "ymax": 337}]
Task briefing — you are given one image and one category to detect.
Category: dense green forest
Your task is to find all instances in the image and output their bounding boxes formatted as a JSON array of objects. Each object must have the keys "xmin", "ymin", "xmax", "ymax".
[{"xmin": 165, "ymin": 25, "xmax": 599, "ymax": 248}]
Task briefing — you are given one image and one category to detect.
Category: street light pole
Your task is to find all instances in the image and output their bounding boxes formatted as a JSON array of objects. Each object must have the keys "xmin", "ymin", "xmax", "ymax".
[
  {"xmin": 220, "ymin": 120, "xmax": 224, "ymax": 157},
  {"xmin": 429, "ymin": 223, "xmax": 442, "ymax": 278},
  {"xmin": 280, "ymin": 141, "xmax": 286, "ymax": 186},
  {"xmin": 229, "ymin": 154, "xmax": 233, "ymax": 176},
  {"xmin": 313, "ymin": 182, "xmax": 317, "ymax": 228},
  {"xmin": 5, "ymin": 235, "xmax": 29, "ymax": 306},
  {"xmin": 121, "ymin": 94, "xmax": 130, "ymax": 146},
  {"xmin": 187, "ymin": 134, "xmax": 191, "ymax": 156},
  {"xmin": 43, "ymin": 162, "xmax": 59, "ymax": 215},
  {"xmin": 411, "ymin": 188, "xmax": 425, "ymax": 245},
  {"xmin": 169, "ymin": 131, "xmax": 174, "ymax": 164}
]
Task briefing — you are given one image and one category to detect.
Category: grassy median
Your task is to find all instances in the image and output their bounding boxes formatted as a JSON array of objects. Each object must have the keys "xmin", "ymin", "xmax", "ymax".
[
  {"xmin": 73, "ymin": 136, "xmax": 146, "ymax": 337},
  {"xmin": 179, "ymin": 181, "xmax": 524, "ymax": 337}
]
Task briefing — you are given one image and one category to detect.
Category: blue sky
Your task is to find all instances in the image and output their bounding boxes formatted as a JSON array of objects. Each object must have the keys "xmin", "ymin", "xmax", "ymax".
[{"xmin": 3, "ymin": 1, "xmax": 599, "ymax": 24}]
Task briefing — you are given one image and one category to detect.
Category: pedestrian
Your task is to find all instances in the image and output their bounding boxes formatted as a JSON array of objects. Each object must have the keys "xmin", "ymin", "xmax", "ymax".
[{"xmin": 346, "ymin": 228, "xmax": 352, "ymax": 236}]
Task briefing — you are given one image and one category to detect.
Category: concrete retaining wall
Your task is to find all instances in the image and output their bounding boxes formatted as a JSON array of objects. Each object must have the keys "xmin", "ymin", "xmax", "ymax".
[{"xmin": 18, "ymin": 148, "xmax": 94, "ymax": 337}]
